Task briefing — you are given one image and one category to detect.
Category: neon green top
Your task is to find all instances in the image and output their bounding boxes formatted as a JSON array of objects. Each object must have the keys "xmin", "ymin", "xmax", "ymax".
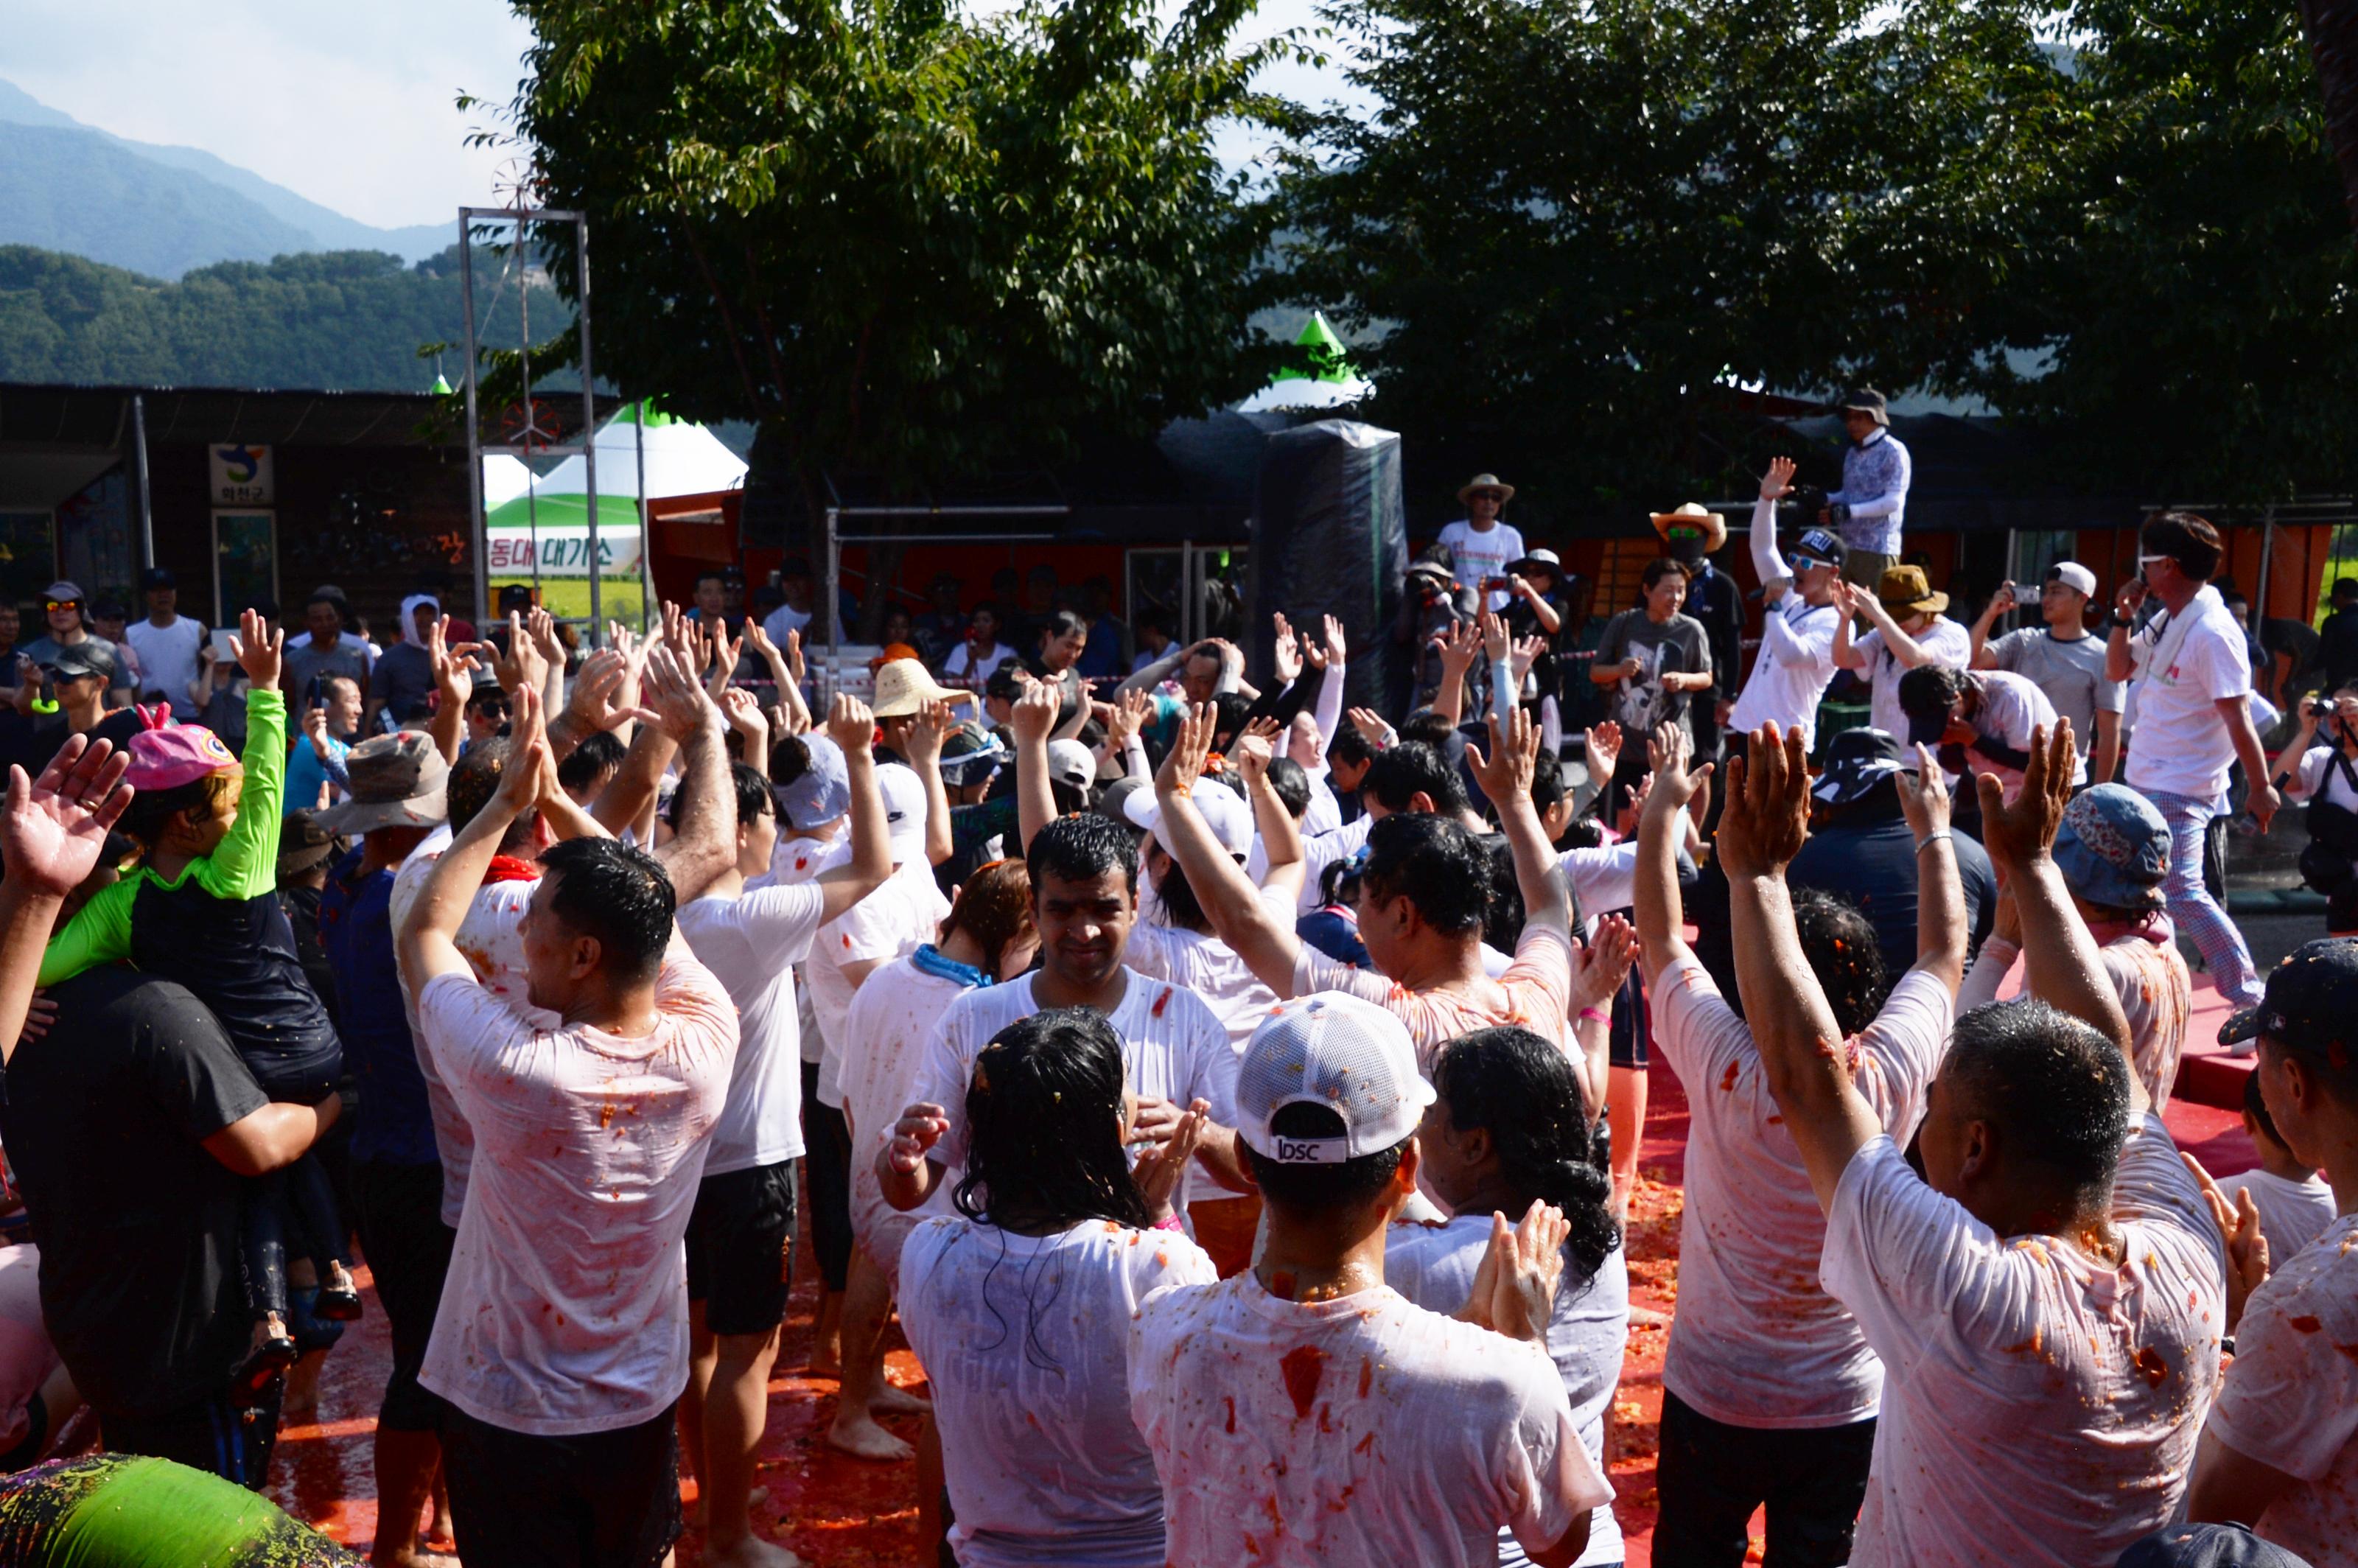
[
  {"xmin": 38, "ymin": 687, "xmax": 288, "ymax": 989},
  {"xmin": 0, "ymin": 1453, "xmax": 359, "ymax": 1566}
]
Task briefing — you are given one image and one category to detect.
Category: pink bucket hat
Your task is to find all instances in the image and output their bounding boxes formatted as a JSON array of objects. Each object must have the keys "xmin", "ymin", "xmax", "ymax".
[{"xmin": 123, "ymin": 709, "xmax": 239, "ymax": 793}]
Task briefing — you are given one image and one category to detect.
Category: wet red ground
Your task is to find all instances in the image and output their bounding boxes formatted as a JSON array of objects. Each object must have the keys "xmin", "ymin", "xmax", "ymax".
[{"xmin": 265, "ymin": 976, "xmax": 2259, "ymax": 1567}]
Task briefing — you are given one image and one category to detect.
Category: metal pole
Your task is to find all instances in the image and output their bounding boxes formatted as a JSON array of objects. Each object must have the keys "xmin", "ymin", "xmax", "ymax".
[
  {"xmin": 635, "ymin": 399, "xmax": 652, "ymax": 634},
  {"xmin": 458, "ymin": 214, "xmax": 488, "ymax": 630},
  {"xmin": 129, "ymin": 394, "xmax": 154, "ymax": 578},
  {"xmin": 825, "ymin": 505, "xmax": 842, "ymax": 699},
  {"xmin": 2258, "ymin": 504, "xmax": 2278, "ymax": 693},
  {"xmin": 466, "ymin": 211, "xmax": 495, "ymax": 631},
  {"xmin": 575, "ymin": 214, "xmax": 601, "ymax": 648},
  {"xmin": 517, "ymin": 225, "xmax": 541, "ymax": 615}
]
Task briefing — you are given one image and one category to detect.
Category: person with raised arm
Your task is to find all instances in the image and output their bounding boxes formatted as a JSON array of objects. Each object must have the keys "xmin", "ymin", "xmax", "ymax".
[
  {"xmin": 1729, "ymin": 456, "xmax": 1847, "ymax": 755},
  {"xmin": 1632, "ymin": 721, "xmax": 1962, "ymax": 1567},
  {"xmin": 1828, "ymin": 567, "xmax": 1973, "ymax": 746},
  {"xmin": 1720, "ymin": 717, "xmax": 2225, "ymax": 1567}
]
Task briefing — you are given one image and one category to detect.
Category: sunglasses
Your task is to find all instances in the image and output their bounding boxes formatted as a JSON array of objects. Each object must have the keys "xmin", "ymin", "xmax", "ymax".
[
  {"xmin": 1470, "ymin": 490, "xmax": 1506, "ymax": 502},
  {"xmin": 43, "ymin": 600, "xmax": 79, "ymax": 614},
  {"xmin": 2137, "ymin": 554, "xmax": 2171, "ymax": 570},
  {"xmin": 1788, "ymin": 555, "xmax": 1832, "ymax": 575}
]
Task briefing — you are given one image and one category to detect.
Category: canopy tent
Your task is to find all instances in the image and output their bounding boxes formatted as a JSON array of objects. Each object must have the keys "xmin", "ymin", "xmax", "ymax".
[
  {"xmin": 1235, "ymin": 311, "xmax": 1374, "ymax": 413},
  {"xmin": 486, "ymin": 401, "xmax": 745, "ymax": 578}
]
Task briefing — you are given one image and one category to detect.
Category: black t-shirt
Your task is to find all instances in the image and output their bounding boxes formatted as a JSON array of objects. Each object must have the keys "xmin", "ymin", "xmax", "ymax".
[
  {"xmin": 4, "ymin": 707, "xmax": 143, "ymax": 778},
  {"xmin": 0, "ymin": 966, "xmax": 266, "ymax": 1418}
]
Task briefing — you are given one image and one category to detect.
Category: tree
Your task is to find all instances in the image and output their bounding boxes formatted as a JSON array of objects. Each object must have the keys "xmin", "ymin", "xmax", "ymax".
[
  {"xmin": 494, "ymin": 0, "xmax": 1295, "ymax": 559},
  {"xmin": 1965, "ymin": 0, "xmax": 2358, "ymax": 504},
  {"xmin": 1276, "ymin": 0, "xmax": 2066, "ymax": 523},
  {"xmin": 2296, "ymin": 0, "xmax": 2358, "ymax": 234}
]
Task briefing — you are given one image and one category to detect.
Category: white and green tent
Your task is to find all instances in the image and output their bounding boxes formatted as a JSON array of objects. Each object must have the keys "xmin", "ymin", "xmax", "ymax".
[
  {"xmin": 1236, "ymin": 311, "xmax": 1373, "ymax": 413},
  {"xmin": 485, "ymin": 402, "xmax": 747, "ymax": 578}
]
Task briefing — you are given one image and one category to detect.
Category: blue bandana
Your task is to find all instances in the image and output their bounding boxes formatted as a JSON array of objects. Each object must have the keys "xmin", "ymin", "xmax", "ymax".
[{"xmin": 910, "ymin": 943, "xmax": 992, "ymax": 990}]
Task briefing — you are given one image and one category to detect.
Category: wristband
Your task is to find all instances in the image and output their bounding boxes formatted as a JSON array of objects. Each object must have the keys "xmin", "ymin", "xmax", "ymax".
[
  {"xmin": 1914, "ymin": 829, "xmax": 1953, "ymax": 853},
  {"xmin": 1578, "ymin": 1006, "xmax": 1611, "ymax": 1026},
  {"xmin": 1152, "ymin": 1213, "xmax": 1186, "ymax": 1233}
]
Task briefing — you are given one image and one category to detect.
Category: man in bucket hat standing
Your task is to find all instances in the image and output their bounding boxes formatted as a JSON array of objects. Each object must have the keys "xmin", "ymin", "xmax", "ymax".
[
  {"xmin": 1829, "ymin": 564, "xmax": 1973, "ymax": 748},
  {"xmin": 1440, "ymin": 474, "xmax": 1526, "ymax": 615},
  {"xmin": 316, "ymin": 732, "xmax": 457, "ymax": 1568},
  {"xmin": 1820, "ymin": 390, "xmax": 1911, "ymax": 588}
]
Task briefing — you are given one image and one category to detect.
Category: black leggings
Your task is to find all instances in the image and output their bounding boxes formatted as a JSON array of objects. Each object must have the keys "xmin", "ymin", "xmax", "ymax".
[
  {"xmin": 242, "ymin": 1153, "xmax": 349, "ymax": 1321},
  {"xmin": 800, "ymin": 1060, "xmax": 854, "ymax": 1294}
]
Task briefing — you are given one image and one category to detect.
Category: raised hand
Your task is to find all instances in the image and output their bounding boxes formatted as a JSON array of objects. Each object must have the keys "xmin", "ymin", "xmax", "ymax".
[
  {"xmin": 1011, "ymin": 679, "xmax": 1059, "ymax": 747},
  {"xmin": 1761, "ymin": 455, "xmax": 1798, "ymax": 501},
  {"xmin": 1644, "ymin": 722, "xmax": 1710, "ymax": 816},
  {"xmin": 1894, "ymin": 741, "xmax": 1953, "ymax": 839},
  {"xmin": 494, "ymin": 684, "xmax": 547, "ymax": 814},
  {"xmin": 782, "ymin": 628, "xmax": 806, "ymax": 686},
  {"xmin": 903, "ymin": 697, "xmax": 952, "ymax": 767},
  {"xmin": 886, "ymin": 1102, "xmax": 951, "ymax": 1175},
  {"xmin": 720, "ymin": 687, "xmax": 769, "ymax": 751},
  {"xmin": 1272, "ymin": 613, "xmax": 1303, "ymax": 684},
  {"xmin": 564, "ymin": 648, "xmax": 653, "ymax": 736},
  {"xmin": 2185, "ymin": 1152, "xmax": 2270, "ymax": 1330},
  {"xmin": 428, "ymin": 617, "xmax": 476, "ymax": 705},
  {"xmin": 1717, "ymin": 723, "xmax": 1811, "ymax": 880},
  {"xmin": 1347, "ymin": 707, "xmax": 1392, "ymax": 746},
  {"xmin": 526, "ymin": 606, "xmax": 567, "ymax": 670},
  {"xmin": 638, "ymin": 644, "xmax": 718, "ymax": 742},
  {"xmin": 1467, "ymin": 701, "xmax": 1539, "ymax": 805},
  {"xmin": 1974, "ymin": 720, "xmax": 2074, "ymax": 875},
  {"xmin": 1107, "ymin": 687, "xmax": 1151, "ymax": 749},
  {"xmin": 1231, "ymin": 728, "xmax": 1274, "ymax": 787},
  {"xmin": 489, "ymin": 612, "xmax": 549, "ymax": 698},
  {"xmin": 1511, "ymin": 634, "xmax": 1546, "ymax": 683},
  {"xmin": 1570, "ymin": 913, "xmax": 1640, "ymax": 1015},
  {"xmin": 1585, "ymin": 720, "xmax": 1623, "ymax": 785},
  {"xmin": 825, "ymin": 693, "xmax": 876, "ymax": 756},
  {"xmin": 1130, "ymin": 1097, "xmax": 1211, "ymax": 1222},
  {"xmin": 1461, "ymin": 1201, "xmax": 1570, "ymax": 1345},
  {"xmin": 706, "ymin": 627, "xmax": 745, "ymax": 700},
  {"xmin": 231, "ymin": 607, "xmax": 283, "ymax": 690},
  {"xmin": 1156, "ymin": 702, "xmax": 1217, "ymax": 798},
  {"xmin": 1436, "ymin": 619, "xmax": 1480, "ymax": 676},
  {"xmin": 1480, "ymin": 609, "xmax": 1511, "ymax": 669},
  {"xmin": 2, "ymin": 734, "xmax": 131, "ymax": 899},
  {"xmin": 1322, "ymin": 613, "xmax": 1348, "ymax": 667}
]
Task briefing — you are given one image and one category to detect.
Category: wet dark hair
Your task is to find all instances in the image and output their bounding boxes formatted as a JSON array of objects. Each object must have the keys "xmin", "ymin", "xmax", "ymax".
[
  {"xmin": 2141, "ymin": 511, "xmax": 2223, "ymax": 582},
  {"xmin": 1038, "ymin": 609, "xmax": 1087, "ymax": 646},
  {"xmin": 706, "ymin": 761, "xmax": 771, "ymax": 832},
  {"xmin": 955, "ymin": 1008, "xmax": 1152, "ymax": 1232},
  {"xmin": 1360, "ymin": 811, "xmax": 1491, "ymax": 935},
  {"xmin": 1027, "ymin": 811, "xmax": 1138, "ymax": 896},
  {"xmin": 557, "ymin": 729, "xmax": 626, "ymax": 797},
  {"xmin": 769, "ymin": 733, "xmax": 813, "ymax": 788},
  {"xmin": 1327, "ymin": 725, "xmax": 1376, "ymax": 771},
  {"xmin": 1432, "ymin": 1027, "xmax": 1619, "ymax": 1289},
  {"xmin": 1792, "ymin": 887, "xmax": 1889, "ymax": 1037},
  {"xmin": 1399, "ymin": 710, "xmax": 1458, "ymax": 747},
  {"xmin": 1942, "ymin": 998, "xmax": 2131, "ymax": 1207},
  {"xmin": 1365, "ymin": 741, "xmax": 1471, "ymax": 816},
  {"xmin": 446, "ymin": 735, "xmax": 539, "ymax": 854},
  {"xmin": 118, "ymin": 772, "xmax": 236, "ymax": 855},
  {"xmin": 1208, "ymin": 693, "xmax": 1251, "ymax": 748},
  {"xmin": 1897, "ymin": 662, "xmax": 1970, "ymax": 724},
  {"xmin": 538, "ymin": 836, "xmax": 676, "ymax": 987},
  {"xmin": 1481, "ymin": 835, "xmax": 1525, "ymax": 953},
  {"xmin": 1144, "ymin": 839, "xmax": 1213, "ymax": 934},
  {"xmin": 2244, "ymin": 1071, "xmax": 2291, "ymax": 1150},
  {"xmin": 984, "ymin": 663, "xmax": 1026, "ymax": 703},
  {"xmin": 1265, "ymin": 757, "xmax": 1311, "ymax": 821},
  {"xmin": 1245, "ymin": 1101, "xmax": 1406, "ymax": 1214}
]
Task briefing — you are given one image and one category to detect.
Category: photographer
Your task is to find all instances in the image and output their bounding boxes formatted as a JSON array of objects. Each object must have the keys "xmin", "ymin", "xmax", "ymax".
[
  {"xmin": 1397, "ymin": 554, "xmax": 1477, "ymax": 711},
  {"xmin": 2273, "ymin": 685, "xmax": 2358, "ymax": 935}
]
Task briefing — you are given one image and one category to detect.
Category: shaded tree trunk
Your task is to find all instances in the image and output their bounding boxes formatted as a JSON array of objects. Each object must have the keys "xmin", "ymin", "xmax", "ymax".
[{"xmin": 2299, "ymin": 0, "xmax": 2358, "ymax": 234}]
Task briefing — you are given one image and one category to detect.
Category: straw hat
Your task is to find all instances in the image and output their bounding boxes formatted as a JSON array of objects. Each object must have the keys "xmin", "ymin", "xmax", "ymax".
[
  {"xmin": 870, "ymin": 657, "xmax": 973, "ymax": 718},
  {"xmin": 1458, "ymin": 473, "xmax": 1515, "ymax": 506},
  {"xmin": 1648, "ymin": 502, "xmax": 1728, "ymax": 554}
]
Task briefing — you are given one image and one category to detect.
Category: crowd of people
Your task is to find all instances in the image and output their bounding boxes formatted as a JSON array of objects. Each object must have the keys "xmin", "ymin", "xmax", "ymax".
[{"xmin": 0, "ymin": 403, "xmax": 2346, "ymax": 1568}]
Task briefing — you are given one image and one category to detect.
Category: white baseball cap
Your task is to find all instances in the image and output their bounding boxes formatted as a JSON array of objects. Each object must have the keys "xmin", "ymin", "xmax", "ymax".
[
  {"xmin": 875, "ymin": 763, "xmax": 928, "ymax": 858},
  {"xmin": 1235, "ymin": 992, "xmax": 1432, "ymax": 1163},
  {"xmin": 1125, "ymin": 776, "xmax": 1254, "ymax": 861},
  {"xmin": 1044, "ymin": 739, "xmax": 1097, "ymax": 794},
  {"xmin": 2046, "ymin": 561, "xmax": 2098, "ymax": 597}
]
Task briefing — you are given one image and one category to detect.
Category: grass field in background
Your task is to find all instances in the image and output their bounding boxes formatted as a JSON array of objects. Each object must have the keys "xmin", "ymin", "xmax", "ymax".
[{"xmin": 508, "ymin": 578, "xmax": 652, "ymax": 631}]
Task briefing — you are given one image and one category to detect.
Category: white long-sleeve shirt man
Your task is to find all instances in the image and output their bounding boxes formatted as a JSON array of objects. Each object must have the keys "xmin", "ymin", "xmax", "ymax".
[{"xmin": 1727, "ymin": 497, "xmax": 1844, "ymax": 749}]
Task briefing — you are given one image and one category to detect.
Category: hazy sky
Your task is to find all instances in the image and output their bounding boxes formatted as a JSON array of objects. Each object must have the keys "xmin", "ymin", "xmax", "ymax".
[{"xmin": 0, "ymin": 0, "xmax": 1355, "ymax": 231}]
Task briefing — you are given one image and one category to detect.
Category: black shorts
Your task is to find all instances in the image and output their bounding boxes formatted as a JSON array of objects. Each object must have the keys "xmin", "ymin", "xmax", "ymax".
[
  {"xmin": 350, "ymin": 1157, "xmax": 455, "ymax": 1432},
  {"xmin": 1608, "ymin": 959, "xmax": 1649, "ymax": 1070},
  {"xmin": 683, "ymin": 1160, "xmax": 797, "ymax": 1337},
  {"xmin": 441, "ymin": 1402, "xmax": 682, "ymax": 1568}
]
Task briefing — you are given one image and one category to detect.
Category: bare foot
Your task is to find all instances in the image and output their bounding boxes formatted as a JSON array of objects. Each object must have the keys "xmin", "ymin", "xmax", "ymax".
[
  {"xmin": 870, "ymin": 1381, "xmax": 929, "ymax": 1415},
  {"xmin": 378, "ymin": 1544, "xmax": 460, "ymax": 1568},
  {"xmin": 825, "ymin": 1410, "xmax": 913, "ymax": 1463},
  {"xmin": 702, "ymin": 1535, "xmax": 803, "ymax": 1568}
]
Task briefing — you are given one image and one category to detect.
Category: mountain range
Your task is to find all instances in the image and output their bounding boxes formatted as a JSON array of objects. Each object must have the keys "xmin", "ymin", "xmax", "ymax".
[{"xmin": 0, "ymin": 77, "xmax": 448, "ymax": 279}]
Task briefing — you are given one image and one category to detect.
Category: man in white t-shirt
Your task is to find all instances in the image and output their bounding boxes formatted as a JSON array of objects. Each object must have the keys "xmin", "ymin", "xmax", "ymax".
[
  {"xmin": 2190, "ymin": 938, "xmax": 2358, "ymax": 1561},
  {"xmin": 2108, "ymin": 511, "xmax": 2278, "ymax": 1011},
  {"xmin": 673, "ymin": 701, "xmax": 891, "ymax": 1567},
  {"xmin": 123, "ymin": 567, "xmax": 206, "ymax": 720},
  {"xmin": 1830, "ymin": 565, "xmax": 1973, "ymax": 746},
  {"xmin": 1718, "ymin": 718, "xmax": 2226, "ymax": 1568},
  {"xmin": 1439, "ymin": 474, "xmax": 1527, "ymax": 614},
  {"xmin": 1731, "ymin": 457, "xmax": 1846, "ymax": 753},
  {"xmin": 1127, "ymin": 991, "xmax": 1612, "ymax": 1567},
  {"xmin": 1634, "ymin": 724, "xmax": 1962, "ymax": 1566},
  {"xmin": 879, "ymin": 812, "xmax": 1248, "ymax": 1220},
  {"xmin": 395, "ymin": 676, "xmax": 741, "ymax": 1568}
]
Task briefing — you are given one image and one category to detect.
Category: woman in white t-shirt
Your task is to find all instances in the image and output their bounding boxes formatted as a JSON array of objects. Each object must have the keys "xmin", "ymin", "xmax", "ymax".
[
  {"xmin": 941, "ymin": 606, "xmax": 1015, "ymax": 691},
  {"xmin": 1386, "ymin": 1025, "xmax": 1629, "ymax": 1568},
  {"xmin": 897, "ymin": 1007, "xmax": 1215, "ymax": 1568}
]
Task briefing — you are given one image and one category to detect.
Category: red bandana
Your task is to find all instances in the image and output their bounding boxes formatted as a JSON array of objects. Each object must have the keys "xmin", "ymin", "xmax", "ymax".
[{"xmin": 480, "ymin": 855, "xmax": 539, "ymax": 889}]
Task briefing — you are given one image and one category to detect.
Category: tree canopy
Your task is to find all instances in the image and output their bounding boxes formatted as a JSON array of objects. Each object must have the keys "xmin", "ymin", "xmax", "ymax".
[{"xmin": 499, "ymin": 0, "xmax": 1297, "ymax": 533}]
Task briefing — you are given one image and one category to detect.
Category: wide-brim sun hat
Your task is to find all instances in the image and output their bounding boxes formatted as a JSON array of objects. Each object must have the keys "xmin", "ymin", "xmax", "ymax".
[
  {"xmin": 1648, "ymin": 503, "xmax": 1729, "ymax": 555},
  {"xmin": 1457, "ymin": 473, "xmax": 1515, "ymax": 506},
  {"xmin": 1877, "ymin": 564, "xmax": 1950, "ymax": 617}
]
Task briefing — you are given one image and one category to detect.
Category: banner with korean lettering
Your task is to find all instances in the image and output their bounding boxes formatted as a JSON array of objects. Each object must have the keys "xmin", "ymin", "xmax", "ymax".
[{"xmin": 484, "ymin": 525, "xmax": 644, "ymax": 578}]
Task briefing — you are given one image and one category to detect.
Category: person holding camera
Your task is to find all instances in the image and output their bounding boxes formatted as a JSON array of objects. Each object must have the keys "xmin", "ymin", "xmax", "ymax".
[
  {"xmin": 1820, "ymin": 390, "xmax": 1911, "ymax": 589},
  {"xmin": 1439, "ymin": 474, "xmax": 1526, "ymax": 614},
  {"xmin": 2273, "ymin": 685, "xmax": 2358, "ymax": 935}
]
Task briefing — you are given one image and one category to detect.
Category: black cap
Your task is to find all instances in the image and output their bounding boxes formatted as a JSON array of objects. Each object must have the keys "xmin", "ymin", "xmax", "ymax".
[
  {"xmin": 140, "ymin": 567, "xmax": 176, "ymax": 590},
  {"xmin": 497, "ymin": 583, "xmax": 535, "ymax": 610},
  {"xmin": 1814, "ymin": 727, "xmax": 1909, "ymax": 805},
  {"xmin": 1788, "ymin": 527, "xmax": 1849, "ymax": 570},
  {"xmin": 2218, "ymin": 938, "xmax": 2358, "ymax": 1062},
  {"xmin": 2116, "ymin": 1524, "xmax": 2314, "ymax": 1568},
  {"xmin": 43, "ymin": 646, "xmax": 108, "ymax": 681}
]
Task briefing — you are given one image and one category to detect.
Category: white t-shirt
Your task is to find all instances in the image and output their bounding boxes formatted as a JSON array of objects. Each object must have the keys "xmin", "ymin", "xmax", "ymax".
[
  {"xmin": 1959, "ymin": 930, "xmax": 2192, "ymax": 1116},
  {"xmin": 1126, "ymin": 911, "xmax": 1284, "ymax": 1052},
  {"xmin": 390, "ymin": 828, "xmax": 537, "ymax": 1226},
  {"xmin": 2206, "ymin": 1211, "xmax": 2358, "ymax": 1563},
  {"xmin": 901, "ymin": 1216, "xmax": 1217, "ymax": 1568},
  {"xmin": 1129, "ymin": 1274, "xmax": 1612, "ymax": 1568},
  {"xmin": 761, "ymin": 602, "xmax": 814, "ymax": 647},
  {"xmin": 805, "ymin": 858, "xmax": 949, "ymax": 1109},
  {"xmin": 1854, "ymin": 616, "xmax": 1972, "ymax": 745},
  {"xmin": 1297, "ymin": 813, "xmax": 1374, "ymax": 917},
  {"xmin": 1822, "ymin": 1116, "xmax": 2225, "ymax": 1567},
  {"xmin": 1967, "ymin": 668, "xmax": 2085, "ymax": 795},
  {"xmin": 2125, "ymin": 587, "xmax": 2253, "ymax": 800},
  {"xmin": 2293, "ymin": 745, "xmax": 2358, "ymax": 813},
  {"xmin": 1438, "ymin": 519, "xmax": 1526, "ymax": 612},
  {"xmin": 909, "ymin": 967, "xmax": 1237, "ymax": 1208},
  {"xmin": 1728, "ymin": 595, "xmax": 1841, "ymax": 749},
  {"xmin": 942, "ymin": 641, "xmax": 1014, "ymax": 689},
  {"xmin": 1294, "ymin": 923, "xmax": 1575, "ymax": 1070},
  {"xmin": 839, "ymin": 952, "xmax": 982, "ymax": 1277},
  {"xmin": 124, "ymin": 615, "xmax": 206, "ymax": 718},
  {"xmin": 1387, "ymin": 1218, "xmax": 1628, "ymax": 1568},
  {"xmin": 673, "ymin": 883, "xmax": 828, "ymax": 1175},
  {"xmin": 1561, "ymin": 840, "xmax": 1641, "ymax": 919},
  {"xmin": 1654, "ymin": 956, "xmax": 1952, "ymax": 1428},
  {"xmin": 2231, "ymin": 1169, "xmax": 2338, "ymax": 1264},
  {"xmin": 414, "ymin": 955, "xmax": 738, "ymax": 1435}
]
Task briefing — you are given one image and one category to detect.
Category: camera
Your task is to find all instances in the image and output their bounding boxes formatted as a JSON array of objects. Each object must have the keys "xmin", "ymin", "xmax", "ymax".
[{"xmin": 1480, "ymin": 576, "xmax": 1511, "ymax": 594}]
